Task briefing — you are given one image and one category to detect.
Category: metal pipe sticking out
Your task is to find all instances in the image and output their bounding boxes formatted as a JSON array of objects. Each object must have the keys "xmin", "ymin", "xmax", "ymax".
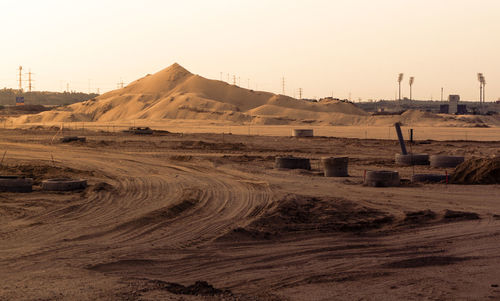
[{"xmin": 394, "ymin": 122, "xmax": 407, "ymax": 155}]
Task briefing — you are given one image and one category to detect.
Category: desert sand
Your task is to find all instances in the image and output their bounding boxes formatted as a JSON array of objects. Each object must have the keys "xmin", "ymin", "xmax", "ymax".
[
  {"xmin": 1, "ymin": 64, "xmax": 499, "ymax": 300},
  {"xmin": 0, "ymin": 127, "xmax": 499, "ymax": 300},
  {"xmin": 10, "ymin": 63, "xmax": 500, "ymax": 128}
]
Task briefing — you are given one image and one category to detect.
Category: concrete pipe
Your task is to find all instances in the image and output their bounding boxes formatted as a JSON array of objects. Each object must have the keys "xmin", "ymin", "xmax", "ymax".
[
  {"xmin": 395, "ymin": 153, "xmax": 430, "ymax": 166},
  {"xmin": 0, "ymin": 176, "xmax": 33, "ymax": 192},
  {"xmin": 42, "ymin": 178, "xmax": 87, "ymax": 191},
  {"xmin": 321, "ymin": 157, "xmax": 348, "ymax": 177},
  {"xmin": 411, "ymin": 174, "xmax": 447, "ymax": 183},
  {"xmin": 275, "ymin": 156, "xmax": 311, "ymax": 170},
  {"xmin": 364, "ymin": 170, "xmax": 400, "ymax": 187},
  {"xmin": 430, "ymin": 155, "xmax": 465, "ymax": 168},
  {"xmin": 292, "ymin": 129, "xmax": 314, "ymax": 137}
]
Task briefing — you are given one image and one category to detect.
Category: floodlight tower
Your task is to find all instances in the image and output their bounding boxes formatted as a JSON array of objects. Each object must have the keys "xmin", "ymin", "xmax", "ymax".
[
  {"xmin": 477, "ymin": 73, "xmax": 485, "ymax": 113},
  {"xmin": 397, "ymin": 73, "xmax": 404, "ymax": 102},
  {"xmin": 409, "ymin": 76, "xmax": 414, "ymax": 101}
]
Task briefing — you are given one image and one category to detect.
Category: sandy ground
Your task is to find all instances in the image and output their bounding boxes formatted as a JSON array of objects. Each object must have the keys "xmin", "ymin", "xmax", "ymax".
[
  {"xmin": 8, "ymin": 121, "xmax": 500, "ymax": 141},
  {"xmin": 0, "ymin": 127, "xmax": 499, "ymax": 300}
]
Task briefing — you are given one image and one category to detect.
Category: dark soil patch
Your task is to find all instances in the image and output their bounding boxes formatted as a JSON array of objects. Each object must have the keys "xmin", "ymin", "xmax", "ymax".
[
  {"xmin": 90, "ymin": 182, "xmax": 114, "ymax": 192},
  {"xmin": 220, "ymin": 195, "xmax": 393, "ymax": 241},
  {"xmin": 384, "ymin": 256, "xmax": 471, "ymax": 268},
  {"xmin": 443, "ymin": 210, "xmax": 480, "ymax": 221},
  {"xmin": 169, "ymin": 155, "xmax": 193, "ymax": 162},
  {"xmin": 221, "ymin": 154, "xmax": 274, "ymax": 162},
  {"xmin": 173, "ymin": 140, "xmax": 247, "ymax": 151},
  {"xmin": 0, "ymin": 164, "xmax": 92, "ymax": 185},
  {"xmin": 403, "ymin": 210, "xmax": 437, "ymax": 225},
  {"xmin": 146, "ymin": 280, "xmax": 228, "ymax": 296},
  {"xmin": 113, "ymin": 198, "xmax": 199, "ymax": 232}
]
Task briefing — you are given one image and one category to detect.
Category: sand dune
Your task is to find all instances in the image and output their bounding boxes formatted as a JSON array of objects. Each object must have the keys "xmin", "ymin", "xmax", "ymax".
[
  {"xmin": 10, "ymin": 63, "xmax": 499, "ymax": 128},
  {"xmin": 13, "ymin": 63, "xmax": 369, "ymax": 125}
]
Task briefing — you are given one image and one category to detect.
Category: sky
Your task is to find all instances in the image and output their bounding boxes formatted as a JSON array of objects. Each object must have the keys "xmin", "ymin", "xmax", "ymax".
[{"xmin": 0, "ymin": 0, "xmax": 499, "ymax": 101}]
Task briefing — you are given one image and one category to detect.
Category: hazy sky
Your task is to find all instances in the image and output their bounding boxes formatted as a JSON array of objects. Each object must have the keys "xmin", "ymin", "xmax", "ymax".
[{"xmin": 1, "ymin": 0, "xmax": 499, "ymax": 101}]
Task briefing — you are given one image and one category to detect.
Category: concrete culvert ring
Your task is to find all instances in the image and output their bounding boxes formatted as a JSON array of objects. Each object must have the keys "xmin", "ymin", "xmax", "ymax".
[
  {"xmin": 430, "ymin": 155, "xmax": 465, "ymax": 168},
  {"xmin": 275, "ymin": 156, "xmax": 311, "ymax": 170},
  {"xmin": 411, "ymin": 174, "xmax": 447, "ymax": 183},
  {"xmin": 42, "ymin": 178, "xmax": 87, "ymax": 191},
  {"xmin": 0, "ymin": 176, "xmax": 33, "ymax": 192},
  {"xmin": 292, "ymin": 129, "xmax": 314, "ymax": 137},
  {"xmin": 321, "ymin": 157, "xmax": 349, "ymax": 177},
  {"xmin": 395, "ymin": 153, "xmax": 429, "ymax": 166},
  {"xmin": 364, "ymin": 170, "xmax": 400, "ymax": 187}
]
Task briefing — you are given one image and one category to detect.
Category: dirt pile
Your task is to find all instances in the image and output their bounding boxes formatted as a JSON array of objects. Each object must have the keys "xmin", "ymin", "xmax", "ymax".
[
  {"xmin": 146, "ymin": 279, "xmax": 227, "ymax": 296},
  {"xmin": 0, "ymin": 163, "xmax": 92, "ymax": 185},
  {"xmin": 450, "ymin": 157, "xmax": 500, "ymax": 184},
  {"xmin": 12, "ymin": 63, "xmax": 368, "ymax": 125},
  {"xmin": 222, "ymin": 195, "xmax": 394, "ymax": 240}
]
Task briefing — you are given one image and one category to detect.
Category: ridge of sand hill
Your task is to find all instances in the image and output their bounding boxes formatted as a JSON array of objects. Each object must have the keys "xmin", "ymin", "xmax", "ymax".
[
  {"xmin": 12, "ymin": 63, "xmax": 369, "ymax": 125},
  {"xmin": 10, "ymin": 63, "xmax": 499, "ymax": 127}
]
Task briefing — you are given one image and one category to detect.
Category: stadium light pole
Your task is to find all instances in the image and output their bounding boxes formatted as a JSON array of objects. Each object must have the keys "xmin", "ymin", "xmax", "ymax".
[
  {"xmin": 397, "ymin": 73, "xmax": 404, "ymax": 104},
  {"xmin": 409, "ymin": 76, "xmax": 414, "ymax": 101},
  {"xmin": 477, "ymin": 73, "xmax": 485, "ymax": 113}
]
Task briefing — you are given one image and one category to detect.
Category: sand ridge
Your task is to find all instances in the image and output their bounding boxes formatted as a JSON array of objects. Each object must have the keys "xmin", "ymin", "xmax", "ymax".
[
  {"xmin": 9, "ymin": 63, "xmax": 499, "ymax": 128},
  {"xmin": 8, "ymin": 63, "xmax": 371, "ymax": 126}
]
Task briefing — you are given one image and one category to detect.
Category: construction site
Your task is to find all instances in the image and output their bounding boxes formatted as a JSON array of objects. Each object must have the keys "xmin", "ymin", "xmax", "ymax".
[{"xmin": 0, "ymin": 62, "xmax": 498, "ymax": 300}]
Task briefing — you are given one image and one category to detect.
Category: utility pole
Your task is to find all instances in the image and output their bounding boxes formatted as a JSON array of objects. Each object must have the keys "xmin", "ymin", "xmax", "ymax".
[
  {"xmin": 27, "ymin": 70, "xmax": 34, "ymax": 92},
  {"xmin": 281, "ymin": 77, "xmax": 285, "ymax": 95},
  {"xmin": 482, "ymin": 76, "xmax": 486, "ymax": 104},
  {"xmin": 298, "ymin": 88, "xmax": 302, "ymax": 99},
  {"xmin": 441, "ymin": 87, "xmax": 443, "ymax": 101},
  {"xmin": 18, "ymin": 66, "xmax": 23, "ymax": 91}
]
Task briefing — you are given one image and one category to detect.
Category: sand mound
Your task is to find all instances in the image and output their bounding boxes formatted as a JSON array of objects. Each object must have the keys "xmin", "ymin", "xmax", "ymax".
[
  {"xmin": 220, "ymin": 195, "xmax": 394, "ymax": 241},
  {"xmin": 450, "ymin": 157, "xmax": 500, "ymax": 184},
  {"xmin": 11, "ymin": 63, "xmax": 496, "ymax": 127},
  {"xmin": 12, "ymin": 63, "xmax": 368, "ymax": 126}
]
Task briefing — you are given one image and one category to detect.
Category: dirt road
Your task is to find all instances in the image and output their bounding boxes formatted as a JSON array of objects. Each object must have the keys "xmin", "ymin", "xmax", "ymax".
[{"xmin": 0, "ymin": 128, "xmax": 499, "ymax": 300}]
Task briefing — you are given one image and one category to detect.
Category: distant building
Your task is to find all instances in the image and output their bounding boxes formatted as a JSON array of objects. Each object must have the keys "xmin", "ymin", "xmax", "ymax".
[
  {"xmin": 439, "ymin": 95, "xmax": 467, "ymax": 114},
  {"xmin": 449, "ymin": 95, "xmax": 459, "ymax": 114}
]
